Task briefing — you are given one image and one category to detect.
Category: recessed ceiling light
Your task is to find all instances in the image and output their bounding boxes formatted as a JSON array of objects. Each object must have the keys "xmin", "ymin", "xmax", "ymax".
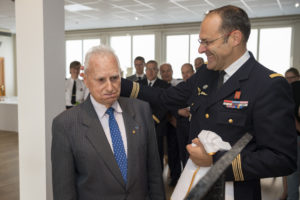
[
  {"xmin": 295, "ymin": 2, "xmax": 300, "ymax": 8},
  {"xmin": 64, "ymin": 4, "xmax": 94, "ymax": 12},
  {"xmin": 134, "ymin": 17, "xmax": 139, "ymax": 20}
]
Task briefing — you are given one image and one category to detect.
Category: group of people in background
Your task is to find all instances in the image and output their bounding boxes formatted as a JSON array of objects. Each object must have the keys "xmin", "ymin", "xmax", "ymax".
[{"xmin": 54, "ymin": 4, "xmax": 300, "ymax": 200}]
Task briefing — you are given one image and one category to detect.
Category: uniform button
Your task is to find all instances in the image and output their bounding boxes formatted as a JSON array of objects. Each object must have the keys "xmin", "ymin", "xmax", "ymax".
[
  {"xmin": 191, "ymin": 103, "xmax": 194, "ymax": 106},
  {"xmin": 205, "ymin": 113, "xmax": 209, "ymax": 119},
  {"xmin": 228, "ymin": 118, "xmax": 233, "ymax": 124}
]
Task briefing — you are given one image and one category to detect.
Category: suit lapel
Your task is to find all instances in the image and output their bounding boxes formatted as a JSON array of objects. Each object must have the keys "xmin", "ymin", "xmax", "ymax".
[
  {"xmin": 80, "ymin": 97, "xmax": 125, "ymax": 187},
  {"xmin": 118, "ymin": 97, "xmax": 140, "ymax": 189}
]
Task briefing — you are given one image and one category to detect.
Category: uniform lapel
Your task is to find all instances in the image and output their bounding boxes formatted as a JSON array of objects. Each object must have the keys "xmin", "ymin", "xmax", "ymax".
[
  {"xmin": 80, "ymin": 97, "xmax": 125, "ymax": 187},
  {"xmin": 206, "ymin": 57, "xmax": 254, "ymax": 108},
  {"xmin": 118, "ymin": 97, "xmax": 140, "ymax": 190}
]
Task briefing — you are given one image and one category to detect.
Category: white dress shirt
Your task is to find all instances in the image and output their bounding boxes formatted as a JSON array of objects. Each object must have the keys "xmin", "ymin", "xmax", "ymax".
[
  {"xmin": 90, "ymin": 96, "xmax": 128, "ymax": 155},
  {"xmin": 147, "ymin": 78, "xmax": 157, "ymax": 86},
  {"xmin": 223, "ymin": 51, "xmax": 250, "ymax": 83},
  {"xmin": 65, "ymin": 78, "xmax": 88, "ymax": 106}
]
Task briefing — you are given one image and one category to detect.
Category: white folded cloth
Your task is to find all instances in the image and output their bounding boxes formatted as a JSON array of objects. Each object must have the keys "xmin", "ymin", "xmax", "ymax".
[{"xmin": 171, "ymin": 130, "xmax": 234, "ymax": 200}]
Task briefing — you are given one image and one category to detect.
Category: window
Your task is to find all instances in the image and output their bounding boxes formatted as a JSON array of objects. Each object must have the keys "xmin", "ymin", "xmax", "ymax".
[
  {"xmin": 110, "ymin": 36, "xmax": 131, "ymax": 77},
  {"xmin": 132, "ymin": 34, "xmax": 155, "ymax": 73},
  {"xmin": 65, "ymin": 39, "xmax": 100, "ymax": 78},
  {"xmin": 190, "ymin": 34, "xmax": 207, "ymax": 66},
  {"xmin": 259, "ymin": 27, "xmax": 292, "ymax": 74},
  {"xmin": 110, "ymin": 34, "xmax": 155, "ymax": 77},
  {"xmin": 166, "ymin": 35, "xmax": 189, "ymax": 78},
  {"xmin": 247, "ymin": 29, "xmax": 258, "ymax": 59},
  {"xmin": 66, "ymin": 40, "xmax": 82, "ymax": 79}
]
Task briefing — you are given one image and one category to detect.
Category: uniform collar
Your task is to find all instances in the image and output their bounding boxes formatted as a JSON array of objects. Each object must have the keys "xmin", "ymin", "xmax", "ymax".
[{"xmin": 224, "ymin": 51, "xmax": 250, "ymax": 82}]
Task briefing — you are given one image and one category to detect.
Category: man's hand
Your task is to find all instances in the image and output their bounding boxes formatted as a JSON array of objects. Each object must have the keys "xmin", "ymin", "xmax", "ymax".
[
  {"xmin": 177, "ymin": 107, "xmax": 190, "ymax": 118},
  {"xmin": 186, "ymin": 138, "xmax": 213, "ymax": 167}
]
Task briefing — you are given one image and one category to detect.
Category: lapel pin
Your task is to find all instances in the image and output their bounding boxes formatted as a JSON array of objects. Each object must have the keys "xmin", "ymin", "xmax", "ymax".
[
  {"xmin": 234, "ymin": 91, "xmax": 241, "ymax": 100},
  {"xmin": 197, "ymin": 87, "xmax": 201, "ymax": 96}
]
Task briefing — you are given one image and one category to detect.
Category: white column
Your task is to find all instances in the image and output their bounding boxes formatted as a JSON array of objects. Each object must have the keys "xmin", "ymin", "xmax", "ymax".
[{"xmin": 15, "ymin": 0, "xmax": 65, "ymax": 199}]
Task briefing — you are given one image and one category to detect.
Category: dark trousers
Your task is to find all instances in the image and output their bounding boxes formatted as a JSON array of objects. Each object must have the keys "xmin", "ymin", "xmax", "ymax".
[
  {"xmin": 166, "ymin": 122, "xmax": 181, "ymax": 183},
  {"xmin": 176, "ymin": 117, "xmax": 190, "ymax": 167}
]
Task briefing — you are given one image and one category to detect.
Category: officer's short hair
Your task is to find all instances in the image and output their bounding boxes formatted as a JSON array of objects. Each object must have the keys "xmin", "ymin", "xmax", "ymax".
[
  {"xmin": 70, "ymin": 61, "xmax": 81, "ymax": 70},
  {"xmin": 285, "ymin": 67, "xmax": 300, "ymax": 77},
  {"xmin": 208, "ymin": 5, "xmax": 251, "ymax": 43},
  {"xmin": 134, "ymin": 56, "xmax": 145, "ymax": 63},
  {"xmin": 146, "ymin": 60, "xmax": 158, "ymax": 68}
]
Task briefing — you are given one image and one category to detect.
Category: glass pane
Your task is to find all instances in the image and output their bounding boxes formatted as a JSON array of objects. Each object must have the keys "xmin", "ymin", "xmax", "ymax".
[
  {"xmin": 66, "ymin": 40, "xmax": 82, "ymax": 78},
  {"xmin": 132, "ymin": 34, "xmax": 155, "ymax": 74},
  {"xmin": 259, "ymin": 27, "xmax": 292, "ymax": 74},
  {"xmin": 247, "ymin": 29, "xmax": 258, "ymax": 59},
  {"xmin": 166, "ymin": 35, "xmax": 189, "ymax": 79},
  {"xmin": 83, "ymin": 39, "xmax": 101, "ymax": 62},
  {"xmin": 110, "ymin": 36, "xmax": 131, "ymax": 77},
  {"xmin": 190, "ymin": 34, "xmax": 207, "ymax": 67}
]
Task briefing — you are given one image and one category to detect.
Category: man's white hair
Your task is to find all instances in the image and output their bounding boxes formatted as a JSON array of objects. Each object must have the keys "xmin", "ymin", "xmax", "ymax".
[{"xmin": 84, "ymin": 45, "xmax": 121, "ymax": 74}]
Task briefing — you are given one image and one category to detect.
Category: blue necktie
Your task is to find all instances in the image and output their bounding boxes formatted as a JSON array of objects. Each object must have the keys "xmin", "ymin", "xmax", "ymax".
[{"xmin": 106, "ymin": 107, "xmax": 127, "ymax": 183}]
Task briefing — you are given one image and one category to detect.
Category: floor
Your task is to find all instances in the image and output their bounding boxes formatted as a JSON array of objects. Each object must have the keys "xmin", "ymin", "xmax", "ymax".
[{"xmin": 0, "ymin": 131, "xmax": 290, "ymax": 200}]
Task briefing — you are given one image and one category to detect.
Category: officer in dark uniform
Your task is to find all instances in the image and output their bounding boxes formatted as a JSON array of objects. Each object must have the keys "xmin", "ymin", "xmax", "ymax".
[
  {"xmin": 120, "ymin": 5, "xmax": 297, "ymax": 200},
  {"xmin": 138, "ymin": 60, "xmax": 170, "ymax": 169}
]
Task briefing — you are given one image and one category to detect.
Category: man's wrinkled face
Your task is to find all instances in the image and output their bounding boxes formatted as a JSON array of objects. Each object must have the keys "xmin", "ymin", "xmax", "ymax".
[
  {"xmin": 181, "ymin": 64, "xmax": 194, "ymax": 81},
  {"xmin": 160, "ymin": 64, "xmax": 173, "ymax": 82},
  {"xmin": 84, "ymin": 53, "xmax": 121, "ymax": 108}
]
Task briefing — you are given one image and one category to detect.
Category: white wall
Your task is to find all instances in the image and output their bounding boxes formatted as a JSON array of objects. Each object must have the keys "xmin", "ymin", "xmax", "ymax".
[{"xmin": 0, "ymin": 34, "xmax": 16, "ymax": 96}]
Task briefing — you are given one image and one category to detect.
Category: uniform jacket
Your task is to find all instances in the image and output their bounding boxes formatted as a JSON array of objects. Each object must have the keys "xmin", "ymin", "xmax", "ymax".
[
  {"xmin": 121, "ymin": 53, "xmax": 297, "ymax": 200},
  {"xmin": 138, "ymin": 78, "xmax": 170, "ymax": 125},
  {"xmin": 127, "ymin": 74, "xmax": 146, "ymax": 82},
  {"xmin": 65, "ymin": 78, "xmax": 88, "ymax": 106},
  {"xmin": 51, "ymin": 96, "xmax": 165, "ymax": 200}
]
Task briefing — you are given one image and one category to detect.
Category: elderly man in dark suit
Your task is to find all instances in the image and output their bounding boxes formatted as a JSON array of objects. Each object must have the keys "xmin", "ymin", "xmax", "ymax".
[{"xmin": 51, "ymin": 45, "xmax": 165, "ymax": 200}]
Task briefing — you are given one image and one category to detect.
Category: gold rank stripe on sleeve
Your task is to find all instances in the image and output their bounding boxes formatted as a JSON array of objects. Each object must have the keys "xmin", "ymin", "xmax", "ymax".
[
  {"xmin": 152, "ymin": 115, "xmax": 160, "ymax": 124},
  {"xmin": 130, "ymin": 82, "xmax": 140, "ymax": 98},
  {"xmin": 269, "ymin": 73, "xmax": 283, "ymax": 78},
  {"xmin": 232, "ymin": 154, "xmax": 244, "ymax": 181}
]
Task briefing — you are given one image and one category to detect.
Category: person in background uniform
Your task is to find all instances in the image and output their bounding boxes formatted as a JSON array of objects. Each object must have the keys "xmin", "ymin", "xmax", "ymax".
[
  {"xmin": 280, "ymin": 68, "xmax": 300, "ymax": 200},
  {"xmin": 159, "ymin": 63, "xmax": 182, "ymax": 186},
  {"xmin": 127, "ymin": 56, "xmax": 146, "ymax": 82},
  {"xmin": 176, "ymin": 63, "xmax": 195, "ymax": 167},
  {"xmin": 120, "ymin": 5, "xmax": 297, "ymax": 200},
  {"xmin": 65, "ymin": 61, "xmax": 88, "ymax": 109},
  {"xmin": 194, "ymin": 57, "xmax": 206, "ymax": 71},
  {"xmin": 52, "ymin": 45, "xmax": 165, "ymax": 200},
  {"xmin": 138, "ymin": 60, "xmax": 170, "ymax": 170}
]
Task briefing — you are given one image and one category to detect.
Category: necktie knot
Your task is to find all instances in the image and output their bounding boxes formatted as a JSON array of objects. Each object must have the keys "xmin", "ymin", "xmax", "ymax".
[
  {"xmin": 106, "ymin": 107, "xmax": 114, "ymax": 116},
  {"xmin": 217, "ymin": 70, "xmax": 226, "ymax": 89}
]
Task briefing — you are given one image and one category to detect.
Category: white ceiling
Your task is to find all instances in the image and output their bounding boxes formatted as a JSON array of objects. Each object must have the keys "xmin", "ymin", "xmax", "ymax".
[{"xmin": 1, "ymin": 0, "xmax": 300, "ymax": 32}]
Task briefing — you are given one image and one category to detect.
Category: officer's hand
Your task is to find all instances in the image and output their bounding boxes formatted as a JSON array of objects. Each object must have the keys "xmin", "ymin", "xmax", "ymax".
[
  {"xmin": 177, "ymin": 108, "xmax": 190, "ymax": 118},
  {"xmin": 186, "ymin": 138, "xmax": 212, "ymax": 167}
]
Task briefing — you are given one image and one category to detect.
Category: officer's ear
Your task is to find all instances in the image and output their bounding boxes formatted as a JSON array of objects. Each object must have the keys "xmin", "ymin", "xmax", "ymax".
[{"xmin": 229, "ymin": 30, "xmax": 243, "ymax": 47}]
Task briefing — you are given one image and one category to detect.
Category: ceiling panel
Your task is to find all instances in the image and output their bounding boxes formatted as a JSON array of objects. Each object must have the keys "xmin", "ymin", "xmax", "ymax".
[{"xmin": 0, "ymin": 0, "xmax": 300, "ymax": 32}]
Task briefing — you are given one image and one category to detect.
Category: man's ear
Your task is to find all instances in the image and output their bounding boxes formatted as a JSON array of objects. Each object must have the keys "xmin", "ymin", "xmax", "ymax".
[{"xmin": 230, "ymin": 30, "xmax": 243, "ymax": 46}]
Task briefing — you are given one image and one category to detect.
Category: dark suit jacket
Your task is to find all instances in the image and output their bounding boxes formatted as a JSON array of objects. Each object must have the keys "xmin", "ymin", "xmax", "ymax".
[
  {"xmin": 138, "ymin": 78, "xmax": 170, "ymax": 124},
  {"xmin": 121, "ymin": 52, "xmax": 297, "ymax": 200},
  {"xmin": 127, "ymin": 74, "xmax": 146, "ymax": 82},
  {"xmin": 51, "ymin": 96, "xmax": 165, "ymax": 200}
]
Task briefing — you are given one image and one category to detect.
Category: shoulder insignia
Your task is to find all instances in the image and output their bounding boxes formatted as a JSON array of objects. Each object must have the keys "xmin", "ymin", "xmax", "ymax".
[
  {"xmin": 130, "ymin": 82, "xmax": 140, "ymax": 98},
  {"xmin": 152, "ymin": 115, "xmax": 160, "ymax": 124},
  {"xmin": 269, "ymin": 73, "xmax": 283, "ymax": 78}
]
